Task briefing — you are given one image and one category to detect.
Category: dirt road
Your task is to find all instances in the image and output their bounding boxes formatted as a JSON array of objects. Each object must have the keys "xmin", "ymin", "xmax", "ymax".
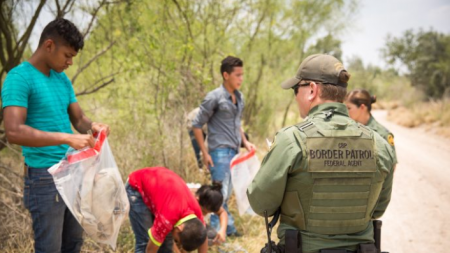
[{"xmin": 372, "ymin": 110, "xmax": 450, "ymax": 253}]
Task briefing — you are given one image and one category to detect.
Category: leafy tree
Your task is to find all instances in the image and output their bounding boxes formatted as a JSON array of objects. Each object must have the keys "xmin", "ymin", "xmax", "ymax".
[
  {"xmin": 90, "ymin": 0, "xmax": 359, "ymax": 175},
  {"xmin": 306, "ymin": 34, "xmax": 342, "ymax": 59},
  {"xmin": 0, "ymin": 0, "xmax": 129, "ymax": 152},
  {"xmin": 382, "ymin": 29, "xmax": 450, "ymax": 99},
  {"xmin": 0, "ymin": 1, "xmax": 363, "ymax": 250}
]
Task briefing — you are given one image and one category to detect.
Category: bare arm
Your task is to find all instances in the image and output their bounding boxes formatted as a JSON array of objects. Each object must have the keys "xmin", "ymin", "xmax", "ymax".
[
  {"xmin": 197, "ymin": 238, "xmax": 208, "ymax": 253},
  {"xmin": 240, "ymin": 127, "xmax": 255, "ymax": 151},
  {"xmin": 68, "ymin": 102, "xmax": 110, "ymax": 135},
  {"xmin": 4, "ymin": 106, "xmax": 94, "ymax": 149},
  {"xmin": 193, "ymin": 127, "xmax": 214, "ymax": 168},
  {"xmin": 213, "ymin": 206, "xmax": 228, "ymax": 244},
  {"xmin": 192, "ymin": 92, "xmax": 218, "ymax": 169},
  {"xmin": 145, "ymin": 240, "xmax": 160, "ymax": 253},
  {"xmin": 172, "ymin": 244, "xmax": 182, "ymax": 253}
]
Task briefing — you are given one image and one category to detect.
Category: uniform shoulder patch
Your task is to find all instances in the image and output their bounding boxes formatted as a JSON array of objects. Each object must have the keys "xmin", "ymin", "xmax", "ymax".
[
  {"xmin": 269, "ymin": 135, "xmax": 277, "ymax": 151},
  {"xmin": 387, "ymin": 134, "xmax": 395, "ymax": 146}
]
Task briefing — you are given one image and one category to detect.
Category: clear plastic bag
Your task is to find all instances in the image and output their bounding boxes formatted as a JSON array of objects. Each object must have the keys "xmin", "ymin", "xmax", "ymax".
[
  {"xmin": 230, "ymin": 149, "xmax": 259, "ymax": 216},
  {"xmin": 48, "ymin": 130, "xmax": 129, "ymax": 250}
]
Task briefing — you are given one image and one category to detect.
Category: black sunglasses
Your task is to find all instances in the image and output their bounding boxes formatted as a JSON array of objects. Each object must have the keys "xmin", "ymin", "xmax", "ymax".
[{"xmin": 292, "ymin": 82, "xmax": 311, "ymax": 95}]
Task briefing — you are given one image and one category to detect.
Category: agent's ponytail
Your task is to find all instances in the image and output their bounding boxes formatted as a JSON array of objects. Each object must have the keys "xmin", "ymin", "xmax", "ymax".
[
  {"xmin": 346, "ymin": 89, "xmax": 375, "ymax": 112},
  {"xmin": 339, "ymin": 70, "xmax": 351, "ymax": 83}
]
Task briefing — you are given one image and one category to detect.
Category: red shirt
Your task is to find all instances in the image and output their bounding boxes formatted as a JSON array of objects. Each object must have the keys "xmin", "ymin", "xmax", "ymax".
[{"xmin": 128, "ymin": 167, "xmax": 204, "ymax": 246}]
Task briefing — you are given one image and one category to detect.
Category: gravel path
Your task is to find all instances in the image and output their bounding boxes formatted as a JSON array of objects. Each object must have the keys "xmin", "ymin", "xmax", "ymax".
[{"xmin": 372, "ymin": 110, "xmax": 450, "ymax": 253}]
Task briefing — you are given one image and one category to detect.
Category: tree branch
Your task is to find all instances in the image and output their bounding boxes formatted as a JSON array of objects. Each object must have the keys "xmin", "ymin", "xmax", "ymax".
[
  {"xmin": 0, "ymin": 173, "xmax": 22, "ymax": 195},
  {"xmin": 244, "ymin": 55, "xmax": 266, "ymax": 124},
  {"xmin": 247, "ymin": 1, "xmax": 269, "ymax": 51},
  {"xmin": 171, "ymin": 0, "xmax": 194, "ymax": 41},
  {"xmin": 71, "ymin": 40, "xmax": 116, "ymax": 84},
  {"xmin": 55, "ymin": 0, "xmax": 61, "ymax": 14},
  {"xmin": 82, "ymin": 0, "xmax": 107, "ymax": 38},
  {"xmin": 17, "ymin": 0, "xmax": 47, "ymax": 46},
  {"xmin": 0, "ymin": 136, "xmax": 7, "ymax": 151},
  {"xmin": 281, "ymin": 96, "xmax": 294, "ymax": 127},
  {"xmin": 57, "ymin": 0, "xmax": 76, "ymax": 17},
  {"xmin": 0, "ymin": 162, "xmax": 22, "ymax": 179},
  {"xmin": 0, "ymin": 199, "xmax": 28, "ymax": 220},
  {"xmin": 75, "ymin": 77, "xmax": 115, "ymax": 96},
  {"xmin": 0, "ymin": 7, "xmax": 14, "ymax": 66},
  {"xmin": 0, "ymin": 33, "xmax": 6, "ymax": 67}
]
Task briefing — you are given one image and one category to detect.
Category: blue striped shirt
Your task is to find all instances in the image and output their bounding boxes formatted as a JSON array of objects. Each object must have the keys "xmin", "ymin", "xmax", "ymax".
[{"xmin": 1, "ymin": 62, "xmax": 77, "ymax": 168}]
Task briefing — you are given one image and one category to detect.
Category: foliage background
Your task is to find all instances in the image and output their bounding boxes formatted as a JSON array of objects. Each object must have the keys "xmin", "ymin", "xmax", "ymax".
[{"xmin": 1, "ymin": 0, "xmax": 449, "ymax": 252}]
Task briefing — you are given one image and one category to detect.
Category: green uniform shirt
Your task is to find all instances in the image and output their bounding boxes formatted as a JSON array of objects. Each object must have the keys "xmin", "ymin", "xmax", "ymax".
[
  {"xmin": 247, "ymin": 103, "xmax": 395, "ymax": 253},
  {"xmin": 366, "ymin": 115, "xmax": 398, "ymax": 164}
]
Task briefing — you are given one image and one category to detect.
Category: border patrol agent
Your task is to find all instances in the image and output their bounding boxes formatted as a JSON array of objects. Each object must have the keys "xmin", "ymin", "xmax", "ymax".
[
  {"xmin": 247, "ymin": 54, "xmax": 395, "ymax": 253},
  {"xmin": 345, "ymin": 89, "xmax": 398, "ymax": 166}
]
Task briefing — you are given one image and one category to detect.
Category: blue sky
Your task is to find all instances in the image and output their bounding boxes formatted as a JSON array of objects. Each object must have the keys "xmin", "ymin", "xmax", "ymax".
[{"xmin": 341, "ymin": 0, "xmax": 450, "ymax": 68}]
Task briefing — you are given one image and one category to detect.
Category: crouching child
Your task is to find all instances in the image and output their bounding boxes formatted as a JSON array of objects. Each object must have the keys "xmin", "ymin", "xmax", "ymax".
[{"xmin": 126, "ymin": 167, "xmax": 208, "ymax": 253}]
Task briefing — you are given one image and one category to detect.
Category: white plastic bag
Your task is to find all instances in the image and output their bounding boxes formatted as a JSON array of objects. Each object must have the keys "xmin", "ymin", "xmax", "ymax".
[
  {"xmin": 48, "ymin": 130, "xmax": 129, "ymax": 250},
  {"xmin": 230, "ymin": 149, "xmax": 260, "ymax": 216}
]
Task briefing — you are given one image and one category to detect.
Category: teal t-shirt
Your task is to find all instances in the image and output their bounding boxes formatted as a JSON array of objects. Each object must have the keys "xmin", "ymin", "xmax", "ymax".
[{"xmin": 1, "ymin": 62, "xmax": 77, "ymax": 168}]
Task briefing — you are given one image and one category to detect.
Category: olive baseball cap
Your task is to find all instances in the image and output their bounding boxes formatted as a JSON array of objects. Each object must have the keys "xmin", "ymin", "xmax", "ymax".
[{"xmin": 280, "ymin": 54, "xmax": 348, "ymax": 89}]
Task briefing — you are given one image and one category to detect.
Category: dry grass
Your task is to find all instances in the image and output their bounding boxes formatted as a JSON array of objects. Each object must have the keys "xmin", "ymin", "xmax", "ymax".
[
  {"xmin": 208, "ymin": 199, "xmax": 276, "ymax": 253},
  {"xmin": 387, "ymin": 99, "xmax": 450, "ymax": 138},
  {"xmin": 0, "ymin": 148, "xmax": 34, "ymax": 253},
  {"xmin": 0, "ymin": 140, "xmax": 273, "ymax": 253},
  {"xmin": 372, "ymin": 100, "xmax": 401, "ymax": 111}
]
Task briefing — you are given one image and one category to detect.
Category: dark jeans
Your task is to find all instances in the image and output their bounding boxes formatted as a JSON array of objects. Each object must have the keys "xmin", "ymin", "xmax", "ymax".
[
  {"xmin": 126, "ymin": 182, "xmax": 173, "ymax": 253},
  {"xmin": 206, "ymin": 224, "xmax": 217, "ymax": 246},
  {"xmin": 23, "ymin": 166, "xmax": 84, "ymax": 253},
  {"xmin": 189, "ymin": 129, "xmax": 206, "ymax": 169}
]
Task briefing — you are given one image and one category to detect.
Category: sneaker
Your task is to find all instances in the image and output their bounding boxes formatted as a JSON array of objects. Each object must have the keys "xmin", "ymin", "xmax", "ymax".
[{"xmin": 227, "ymin": 231, "xmax": 243, "ymax": 237}]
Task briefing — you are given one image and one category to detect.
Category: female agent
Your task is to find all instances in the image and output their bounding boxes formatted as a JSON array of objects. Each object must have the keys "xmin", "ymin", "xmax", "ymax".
[{"xmin": 345, "ymin": 89, "xmax": 398, "ymax": 165}]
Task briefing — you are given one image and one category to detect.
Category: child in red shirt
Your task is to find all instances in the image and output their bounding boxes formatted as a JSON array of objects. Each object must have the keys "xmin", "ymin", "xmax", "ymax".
[{"xmin": 126, "ymin": 167, "xmax": 208, "ymax": 253}]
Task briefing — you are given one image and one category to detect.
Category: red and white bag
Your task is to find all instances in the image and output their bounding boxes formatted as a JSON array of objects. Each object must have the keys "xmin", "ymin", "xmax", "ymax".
[
  {"xmin": 230, "ymin": 149, "xmax": 260, "ymax": 216},
  {"xmin": 48, "ymin": 130, "xmax": 129, "ymax": 250}
]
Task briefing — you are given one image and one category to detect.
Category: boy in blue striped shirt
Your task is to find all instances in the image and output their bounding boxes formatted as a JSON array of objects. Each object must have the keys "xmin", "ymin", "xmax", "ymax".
[{"xmin": 2, "ymin": 18, "xmax": 109, "ymax": 253}]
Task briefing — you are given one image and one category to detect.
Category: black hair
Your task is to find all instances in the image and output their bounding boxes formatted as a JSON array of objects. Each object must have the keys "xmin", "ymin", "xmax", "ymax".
[
  {"xmin": 38, "ymin": 18, "xmax": 84, "ymax": 52},
  {"xmin": 220, "ymin": 56, "xmax": 243, "ymax": 79},
  {"xmin": 196, "ymin": 182, "xmax": 223, "ymax": 213},
  {"xmin": 346, "ymin": 89, "xmax": 377, "ymax": 112},
  {"xmin": 179, "ymin": 218, "xmax": 207, "ymax": 251}
]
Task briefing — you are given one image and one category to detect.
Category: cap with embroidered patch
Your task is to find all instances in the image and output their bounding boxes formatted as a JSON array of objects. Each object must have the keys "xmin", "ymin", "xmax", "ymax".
[{"xmin": 280, "ymin": 54, "xmax": 348, "ymax": 89}]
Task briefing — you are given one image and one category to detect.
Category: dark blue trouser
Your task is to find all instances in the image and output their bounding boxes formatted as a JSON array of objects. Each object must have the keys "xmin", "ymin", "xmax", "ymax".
[
  {"xmin": 23, "ymin": 166, "xmax": 84, "ymax": 253},
  {"xmin": 189, "ymin": 129, "xmax": 206, "ymax": 169},
  {"xmin": 126, "ymin": 182, "xmax": 173, "ymax": 253}
]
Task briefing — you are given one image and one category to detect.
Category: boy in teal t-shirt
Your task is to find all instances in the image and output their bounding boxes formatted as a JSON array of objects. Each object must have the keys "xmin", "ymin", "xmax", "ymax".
[
  {"xmin": 2, "ymin": 18, "xmax": 109, "ymax": 253},
  {"xmin": 2, "ymin": 61, "xmax": 78, "ymax": 168}
]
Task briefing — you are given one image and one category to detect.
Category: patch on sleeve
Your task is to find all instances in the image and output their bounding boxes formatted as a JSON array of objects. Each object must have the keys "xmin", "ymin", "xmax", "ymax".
[
  {"xmin": 387, "ymin": 134, "xmax": 395, "ymax": 146},
  {"xmin": 269, "ymin": 135, "xmax": 277, "ymax": 151}
]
